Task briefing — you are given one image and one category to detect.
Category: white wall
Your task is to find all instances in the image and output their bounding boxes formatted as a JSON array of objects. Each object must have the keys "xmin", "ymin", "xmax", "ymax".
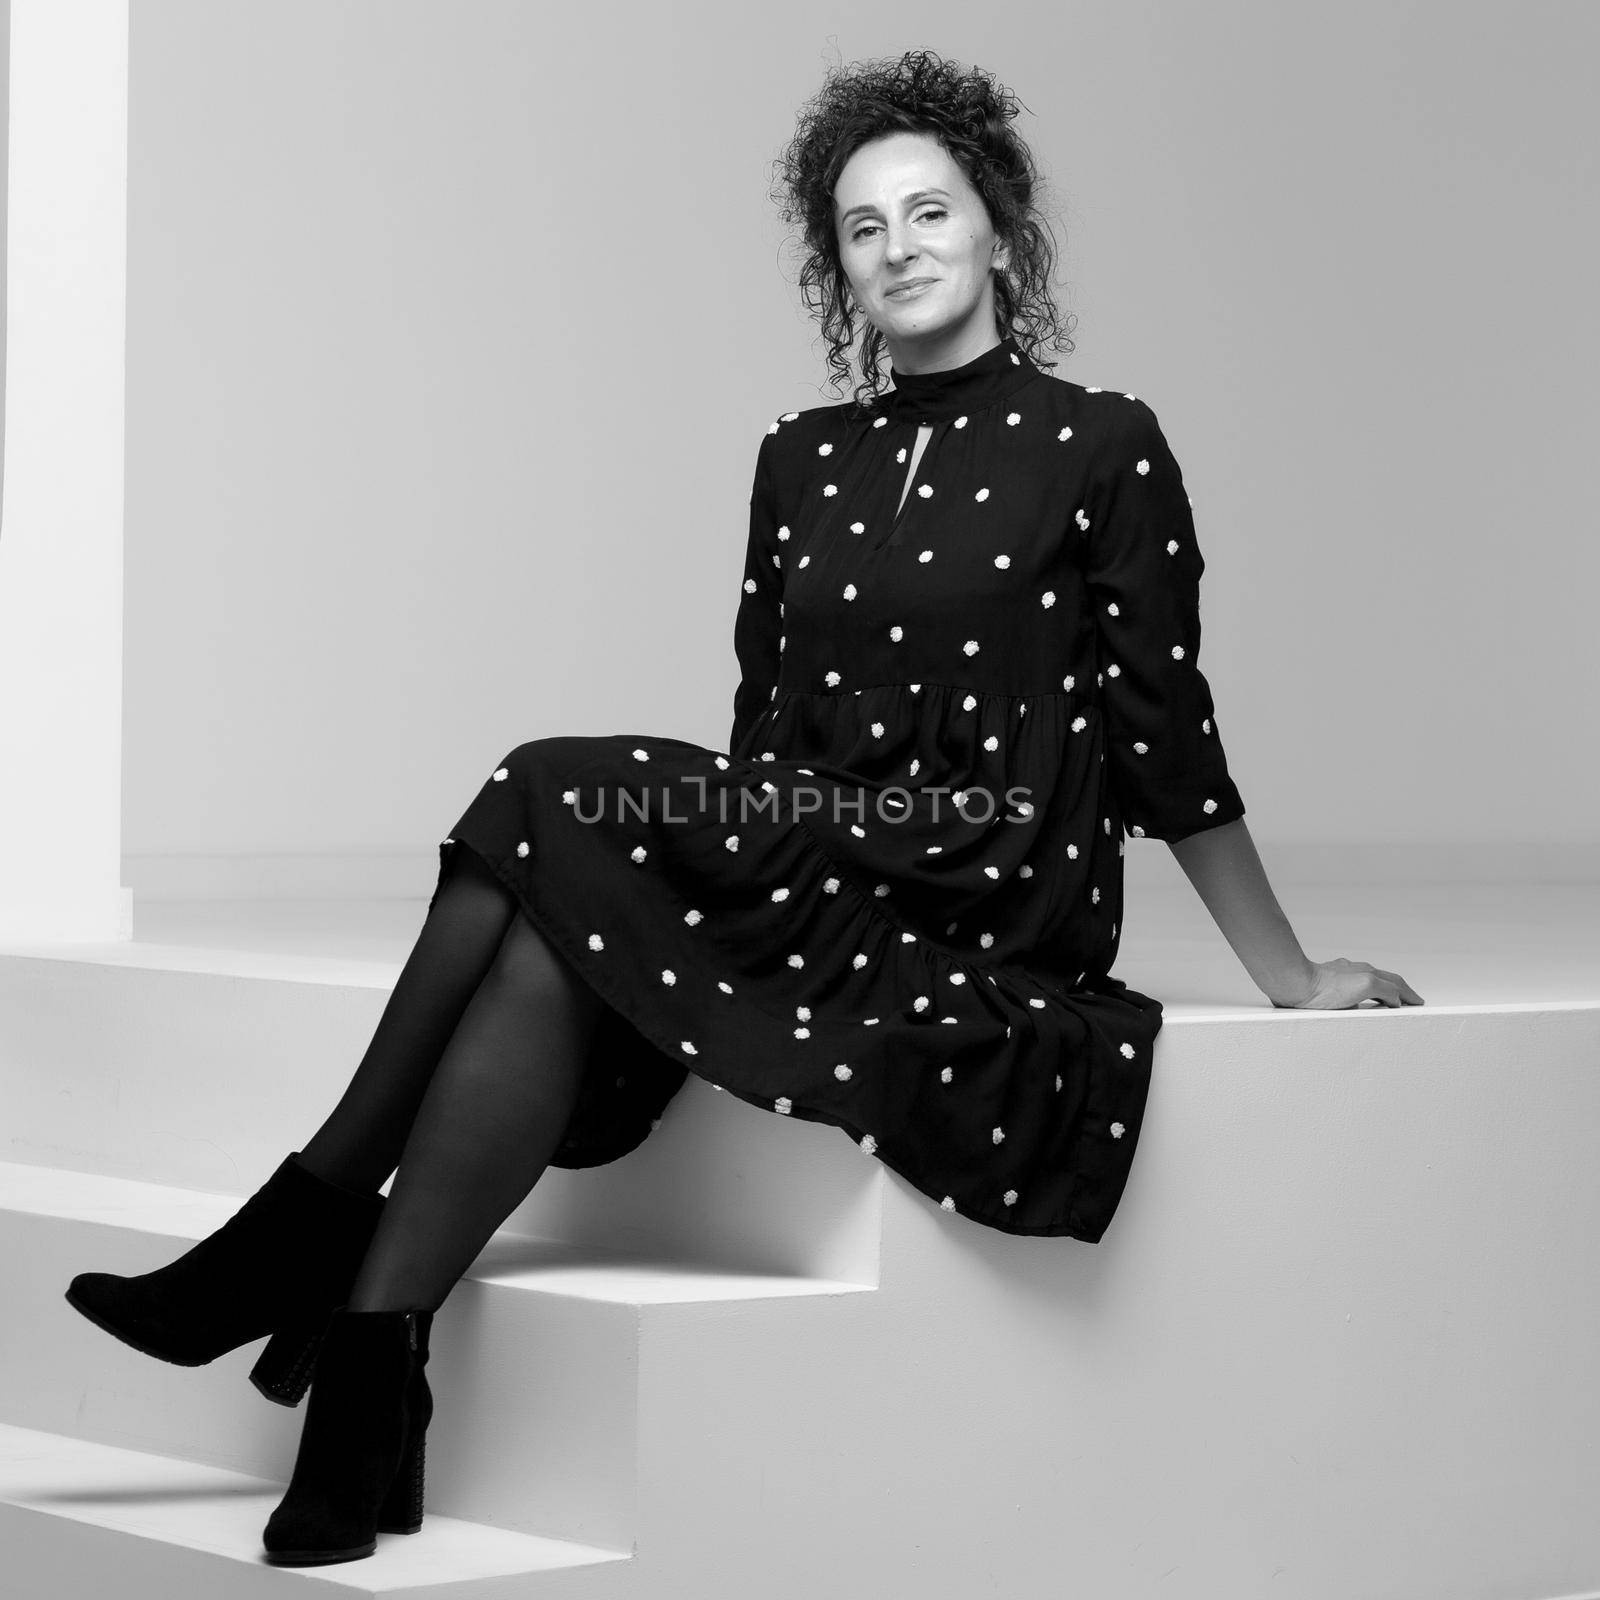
[{"xmin": 122, "ymin": 1, "xmax": 1600, "ymax": 896}]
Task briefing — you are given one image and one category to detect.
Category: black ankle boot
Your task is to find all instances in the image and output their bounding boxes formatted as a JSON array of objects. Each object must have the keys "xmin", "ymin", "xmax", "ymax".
[
  {"xmin": 262, "ymin": 1304, "xmax": 435, "ymax": 1565},
  {"xmin": 64, "ymin": 1151, "xmax": 387, "ymax": 1406}
]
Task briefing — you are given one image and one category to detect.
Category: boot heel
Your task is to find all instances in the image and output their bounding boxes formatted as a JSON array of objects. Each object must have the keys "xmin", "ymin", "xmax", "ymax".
[
  {"xmin": 375, "ymin": 1430, "xmax": 426, "ymax": 1534},
  {"xmin": 249, "ymin": 1315, "xmax": 329, "ymax": 1407}
]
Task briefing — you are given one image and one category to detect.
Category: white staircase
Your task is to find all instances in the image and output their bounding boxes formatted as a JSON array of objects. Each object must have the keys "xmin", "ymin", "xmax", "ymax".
[{"xmin": 3, "ymin": 884, "xmax": 1600, "ymax": 1599}]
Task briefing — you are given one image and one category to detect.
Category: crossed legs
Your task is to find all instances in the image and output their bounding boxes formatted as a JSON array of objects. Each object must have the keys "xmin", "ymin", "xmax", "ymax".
[{"xmin": 299, "ymin": 846, "xmax": 605, "ymax": 1313}]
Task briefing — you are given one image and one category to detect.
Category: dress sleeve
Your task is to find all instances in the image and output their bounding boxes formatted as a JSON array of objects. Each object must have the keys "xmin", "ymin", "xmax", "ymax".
[
  {"xmin": 728, "ymin": 424, "xmax": 784, "ymax": 758},
  {"xmin": 1081, "ymin": 398, "xmax": 1246, "ymax": 842}
]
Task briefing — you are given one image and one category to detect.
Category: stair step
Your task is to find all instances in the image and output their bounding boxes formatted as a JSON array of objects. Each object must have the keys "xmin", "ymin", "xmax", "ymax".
[
  {"xmin": 0, "ymin": 1160, "xmax": 874, "ymax": 1304},
  {"xmin": 0, "ymin": 1420, "xmax": 630, "ymax": 1596}
]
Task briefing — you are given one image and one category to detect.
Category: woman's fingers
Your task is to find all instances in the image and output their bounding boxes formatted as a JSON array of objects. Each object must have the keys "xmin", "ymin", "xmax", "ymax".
[{"xmin": 1367, "ymin": 966, "xmax": 1425, "ymax": 1005}]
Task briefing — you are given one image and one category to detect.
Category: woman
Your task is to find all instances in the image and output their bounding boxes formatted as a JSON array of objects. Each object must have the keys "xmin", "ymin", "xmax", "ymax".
[{"xmin": 65, "ymin": 48, "xmax": 1421, "ymax": 1567}]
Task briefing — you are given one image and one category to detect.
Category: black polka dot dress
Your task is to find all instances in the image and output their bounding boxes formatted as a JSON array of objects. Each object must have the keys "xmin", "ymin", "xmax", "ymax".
[{"xmin": 430, "ymin": 333, "xmax": 1245, "ymax": 1242}]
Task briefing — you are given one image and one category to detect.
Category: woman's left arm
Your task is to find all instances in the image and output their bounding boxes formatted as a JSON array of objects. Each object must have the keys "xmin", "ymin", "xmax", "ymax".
[
  {"xmin": 1169, "ymin": 817, "xmax": 1425, "ymax": 1009},
  {"xmin": 1165, "ymin": 819, "xmax": 1312, "ymax": 1003},
  {"xmin": 1081, "ymin": 400, "xmax": 1423, "ymax": 1011}
]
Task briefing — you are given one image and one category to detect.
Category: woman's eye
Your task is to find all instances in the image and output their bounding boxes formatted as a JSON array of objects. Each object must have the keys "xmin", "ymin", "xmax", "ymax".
[{"xmin": 851, "ymin": 209, "xmax": 947, "ymax": 242}]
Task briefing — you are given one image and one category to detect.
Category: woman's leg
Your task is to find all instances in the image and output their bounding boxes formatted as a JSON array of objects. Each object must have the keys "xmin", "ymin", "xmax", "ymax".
[
  {"xmin": 298, "ymin": 847, "xmax": 520, "ymax": 1194},
  {"xmin": 343, "ymin": 907, "xmax": 605, "ymax": 1313}
]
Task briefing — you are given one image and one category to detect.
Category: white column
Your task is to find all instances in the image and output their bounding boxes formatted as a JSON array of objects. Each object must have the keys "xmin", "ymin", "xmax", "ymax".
[{"xmin": 0, "ymin": 0, "xmax": 131, "ymax": 941}]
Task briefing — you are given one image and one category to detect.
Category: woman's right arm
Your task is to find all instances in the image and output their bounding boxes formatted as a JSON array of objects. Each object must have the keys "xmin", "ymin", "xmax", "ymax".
[{"xmin": 728, "ymin": 425, "xmax": 785, "ymax": 758}]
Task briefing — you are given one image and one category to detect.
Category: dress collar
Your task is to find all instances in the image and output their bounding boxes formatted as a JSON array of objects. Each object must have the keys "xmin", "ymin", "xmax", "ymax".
[{"xmin": 880, "ymin": 332, "xmax": 1038, "ymax": 424}]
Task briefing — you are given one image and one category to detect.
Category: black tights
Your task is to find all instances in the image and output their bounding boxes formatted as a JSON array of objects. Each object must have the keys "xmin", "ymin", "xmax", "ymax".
[{"xmin": 298, "ymin": 847, "xmax": 604, "ymax": 1313}]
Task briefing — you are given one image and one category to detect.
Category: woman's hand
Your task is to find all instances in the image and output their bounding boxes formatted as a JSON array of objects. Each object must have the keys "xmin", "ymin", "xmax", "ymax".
[{"xmin": 1269, "ymin": 957, "xmax": 1424, "ymax": 1010}]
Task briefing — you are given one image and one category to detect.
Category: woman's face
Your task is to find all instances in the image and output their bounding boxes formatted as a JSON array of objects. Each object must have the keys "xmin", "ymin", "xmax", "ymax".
[{"xmin": 833, "ymin": 129, "xmax": 1009, "ymax": 372}]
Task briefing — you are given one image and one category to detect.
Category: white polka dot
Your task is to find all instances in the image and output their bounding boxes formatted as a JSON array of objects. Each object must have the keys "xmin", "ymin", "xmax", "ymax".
[
  {"xmin": 992, "ymin": 1127, "xmax": 1005, "ymax": 1144},
  {"xmin": 493, "ymin": 767, "xmax": 509, "ymax": 782},
  {"xmin": 1135, "ymin": 458, "xmax": 1149, "ymax": 474},
  {"xmin": 918, "ymin": 484, "xmax": 933, "ymax": 499},
  {"xmin": 1203, "ymin": 798, "xmax": 1218, "ymax": 814},
  {"xmin": 860, "ymin": 1134, "xmax": 877, "ymax": 1154},
  {"xmin": 835, "ymin": 1063, "xmax": 853, "ymax": 1080},
  {"xmin": 1006, "ymin": 412, "xmax": 1020, "ymax": 425},
  {"xmin": 1172, "ymin": 645, "xmax": 1186, "ymax": 661},
  {"xmin": 843, "ymin": 583, "xmax": 856, "ymax": 600},
  {"xmin": 517, "ymin": 841, "xmax": 530, "ymax": 858},
  {"xmin": 941, "ymin": 1066, "xmax": 954, "ymax": 1083},
  {"xmin": 1057, "ymin": 426, "xmax": 1073, "ymax": 441},
  {"xmin": 975, "ymin": 487, "xmax": 990, "ymax": 502},
  {"xmin": 681, "ymin": 1041, "xmax": 698, "ymax": 1055},
  {"xmin": 963, "ymin": 640, "xmax": 980, "ymax": 656},
  {"xmin": 1041, "ymin": 591, "xmax": 1056, "ymax": 608},
  {"xmin": 941, "ymin": 1196, "xmax": 956, "ymax": 1211},
  {"xmin": 771, "ymin": 887, "xmax": 790, "ymax": 901},
  {"xmin": 775, "ymin": 1096, "xmax": 793, "ymax": 1113},
  {"xmin": 818, "ymin": 442, "xmax": 833, "ymax": 456},
  {"xmin": 1075, "ymin": 509, "xmax": 1090, "ymax": 531},
  {"xmin": 994, "ymin": 554, "xmax": 1010, "ymax": 568},
  {"xmin": 919, "ymin": 550, "xmax": 933, "ymax": 563},
  {"xmin": 1003, "ymin": 1189, "xmax": 1018, "ymax": 1206},
  {"xmin": 889, "ymin": 625, "xmax": 903, "ymax": 642},
  {"xmin": 589, "ymin": 933, "xmax": 605, "ymax": 951},
  {"xmin": 1110, "ymin": 1122, "xmax": 1126, "ymax": 1138}
]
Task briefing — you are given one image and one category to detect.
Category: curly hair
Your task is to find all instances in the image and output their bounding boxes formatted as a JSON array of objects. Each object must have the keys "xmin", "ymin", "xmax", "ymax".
[{"xmin": 769, "ymin": 48, "xmax": 1074, "ymax": 413}]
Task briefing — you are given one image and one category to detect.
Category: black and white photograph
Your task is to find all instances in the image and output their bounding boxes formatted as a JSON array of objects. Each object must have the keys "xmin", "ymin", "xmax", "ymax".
[{"xmin": 1, "ymin": 3, "xmax": 1596, "ymax": 1594}]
